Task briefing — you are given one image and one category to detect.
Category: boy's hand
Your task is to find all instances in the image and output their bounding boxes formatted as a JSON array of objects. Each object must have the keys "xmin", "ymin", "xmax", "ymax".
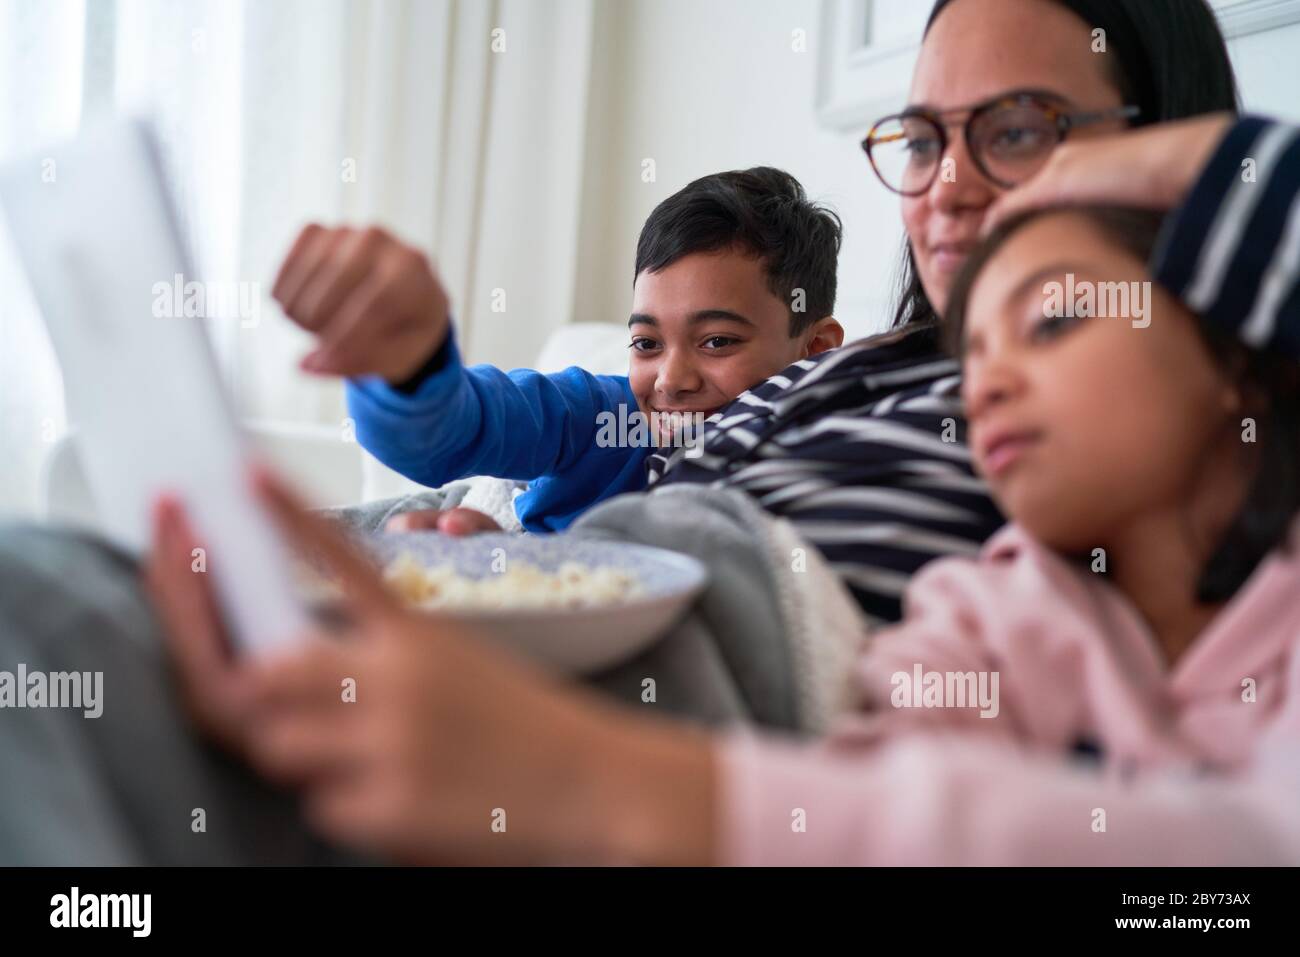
[
  {"xmin": 385, "ymin": 507, "xmax": 502, "ymax": 536},
  {"xmin": 272, "ymin": 224, "xmax": 451, "ymax": 384}
]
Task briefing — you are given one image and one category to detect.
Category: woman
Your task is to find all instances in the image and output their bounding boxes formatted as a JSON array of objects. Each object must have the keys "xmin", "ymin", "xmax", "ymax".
[{"xmin": 137, "ymin": 0, "xmax": 1296, "ymax": 868}]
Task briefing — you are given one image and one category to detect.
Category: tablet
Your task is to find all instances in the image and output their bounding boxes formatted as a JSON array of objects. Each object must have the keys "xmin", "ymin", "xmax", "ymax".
[{"xmin": 0, "ymin": 117, "xmax": 309, "ymax": 654}]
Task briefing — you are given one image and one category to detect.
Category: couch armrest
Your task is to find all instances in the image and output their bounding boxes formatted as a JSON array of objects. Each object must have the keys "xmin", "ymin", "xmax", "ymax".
[{"xmin": 40, "ymin": 421, "xmax": 366, "ymax": 533}]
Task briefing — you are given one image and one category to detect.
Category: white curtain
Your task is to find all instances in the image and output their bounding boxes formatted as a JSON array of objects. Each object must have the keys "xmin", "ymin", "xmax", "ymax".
[
  {"xmin": 0, "ymin": 0, "xmax": 82, "ymax": 518},
  {"xmin": 0, "ymin": 0, "xmax": 599, "ymax": 513}
]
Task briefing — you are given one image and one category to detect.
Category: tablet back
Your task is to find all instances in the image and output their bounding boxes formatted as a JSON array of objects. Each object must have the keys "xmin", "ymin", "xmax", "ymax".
[{"xmin": 0, "ymin": 117, "xmax": 309, "ymax": 654}]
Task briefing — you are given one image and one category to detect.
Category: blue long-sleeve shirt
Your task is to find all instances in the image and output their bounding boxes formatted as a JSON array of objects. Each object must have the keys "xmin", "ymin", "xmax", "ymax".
[{"xmin": 345, "ymin": 330, "xmax": 651, "ymax": 532}]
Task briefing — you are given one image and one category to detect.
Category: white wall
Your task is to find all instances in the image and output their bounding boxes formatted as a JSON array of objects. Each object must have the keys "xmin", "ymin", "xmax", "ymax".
[{"xmin": 1227, "ymin": 22, "xmax": 1300, "ymax": 120}]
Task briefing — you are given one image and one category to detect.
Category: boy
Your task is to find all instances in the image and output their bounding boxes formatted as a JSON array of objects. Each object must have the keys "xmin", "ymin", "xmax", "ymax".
[{"xmin": 272, "ymin": 167, "xmax": 844, "ymax": 532}]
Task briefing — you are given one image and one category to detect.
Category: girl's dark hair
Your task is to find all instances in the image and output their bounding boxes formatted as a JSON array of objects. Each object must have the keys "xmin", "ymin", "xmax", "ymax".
[
  {"xmin": 892, "ymin": 0, "xmax": 1242, "ymax": 330},
  {"xmin": 944, "ymin": 205, "xmax": 1300, "ymax": 604}
]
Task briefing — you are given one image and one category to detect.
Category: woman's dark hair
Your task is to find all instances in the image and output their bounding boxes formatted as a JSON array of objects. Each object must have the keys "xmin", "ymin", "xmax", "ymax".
[
  {"xmin": 892, "ymin": 0, "xmax": 1242, "ymax": 330},
  {"xmin": 944, "ymin": 205, "xmax": 1300, "ymax": 604}
]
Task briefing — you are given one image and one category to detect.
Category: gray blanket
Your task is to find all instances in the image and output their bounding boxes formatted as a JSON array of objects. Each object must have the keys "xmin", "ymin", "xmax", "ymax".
[{"xmin": 0, "ymin": 486, "xmax": 863, "ymax": 864}]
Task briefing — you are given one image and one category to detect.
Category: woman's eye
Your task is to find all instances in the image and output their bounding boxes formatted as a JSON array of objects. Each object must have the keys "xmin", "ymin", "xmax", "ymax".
[
  {"xmin": 629, "ymin": 338, "xmax": 660, "ymax": 353},
  {"xmin": 906, "ymin": 137, "xmax": 941, "ymax": 161},
  {"xmin": 990, "ymin": 126, "xmax": 1050, "ymax": 155},
  {"xmin": 701, "ymin": 336, "xmax": 740, "ymax": 350}
]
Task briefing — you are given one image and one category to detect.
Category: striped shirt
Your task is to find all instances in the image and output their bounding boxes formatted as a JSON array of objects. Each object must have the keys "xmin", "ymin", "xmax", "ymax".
[
  {"xmin": 1152, "ymin": 115, "xmax": 1300, "ymax": 354},
  {"xmin": 648, "ymin": 322, "xmax": 1006, "ymax": 625}
]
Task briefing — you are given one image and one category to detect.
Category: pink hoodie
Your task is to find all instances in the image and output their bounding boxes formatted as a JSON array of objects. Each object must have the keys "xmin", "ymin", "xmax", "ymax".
[{"xmin": 721, "ymin": 522, "xmax": 1300, "ymax": 865}]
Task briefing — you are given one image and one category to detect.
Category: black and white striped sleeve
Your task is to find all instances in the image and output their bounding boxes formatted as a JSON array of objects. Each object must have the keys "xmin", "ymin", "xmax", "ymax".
[{"xmin": 1152, "ymin": 115, "xmax": 1300, "ymax": 356}]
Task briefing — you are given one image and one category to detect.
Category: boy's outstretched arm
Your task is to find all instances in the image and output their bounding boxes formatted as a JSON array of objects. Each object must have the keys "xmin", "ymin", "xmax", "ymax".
[
  {"xmin": 345, "ymin": 328, "xmax": 636, "ymax": 486},
  {"xmin": 273, "ymin": 223, "xmax": 638, "ymax": 488}
]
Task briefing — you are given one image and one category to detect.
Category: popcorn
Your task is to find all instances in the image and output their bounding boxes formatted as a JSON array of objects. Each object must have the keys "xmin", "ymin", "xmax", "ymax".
[{"xmin": 382, "ymin": 553, "xmax": 643, "ymax": 612}]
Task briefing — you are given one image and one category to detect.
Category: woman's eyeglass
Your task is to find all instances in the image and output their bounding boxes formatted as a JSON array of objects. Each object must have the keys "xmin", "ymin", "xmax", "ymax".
[{"xmin": 862, "ymin": 95, "xmax": 1140, "ymax": 196}]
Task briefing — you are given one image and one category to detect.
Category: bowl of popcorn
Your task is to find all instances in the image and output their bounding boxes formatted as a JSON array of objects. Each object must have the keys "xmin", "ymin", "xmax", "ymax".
[{"xmin": 364, "ymin": 532, "xmax": 708, "ymax": 673}]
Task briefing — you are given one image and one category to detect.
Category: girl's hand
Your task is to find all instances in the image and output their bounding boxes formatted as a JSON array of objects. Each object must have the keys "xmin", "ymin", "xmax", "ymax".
[
  {"xmin": 985, "ymin": 113, "xmax": 1236, "ymax": 232},
  {"xmin": 147, "ymin": 467, "xmax": 716, "ymax": 865},
  {"xmin": 144, "ymin": 477, "xmax": 393, "ymax": 758},
  {"xmin": 144, "ymin": 495, "xmax": 268, "ymax": 759}
]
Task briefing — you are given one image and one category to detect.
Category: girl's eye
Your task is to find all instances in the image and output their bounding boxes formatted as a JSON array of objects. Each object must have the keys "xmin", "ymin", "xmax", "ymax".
[
  {"xmin": 701, "ymin": 336, "xmax": 740, "ymax": 350},
  {"xmin": 1028, "ymin": 311, "xmax": 1084, "ymax": 344},
  {"xmin": 629, "ymin": 337, "xmax": 660, "ymax": 353}
]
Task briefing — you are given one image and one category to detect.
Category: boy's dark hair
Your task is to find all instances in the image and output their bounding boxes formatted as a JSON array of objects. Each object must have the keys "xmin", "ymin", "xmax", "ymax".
[
  {"xmin": 893, "ymin": 0, "xmax": 1242, "ymax": 331},
  {"xmin": 634, "ymin": 167, "xmax": 842, "ymax": 336},
  {"xmin": 945, "ymin": 205, "xmax": 1300, "ymax": 605}
]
